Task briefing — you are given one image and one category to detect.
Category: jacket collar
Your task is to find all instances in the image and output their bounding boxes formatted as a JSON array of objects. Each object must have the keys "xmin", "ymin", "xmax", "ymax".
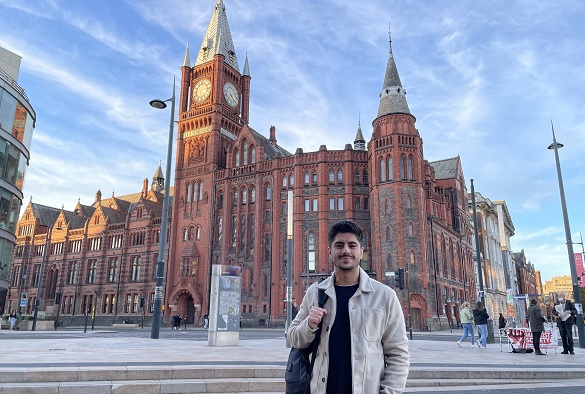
[{"xmin": 317, "ymin": 266, "xmax": 375, "ymax": 296}]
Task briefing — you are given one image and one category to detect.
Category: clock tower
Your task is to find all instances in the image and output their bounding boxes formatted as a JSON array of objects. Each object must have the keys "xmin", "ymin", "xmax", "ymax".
[{"xmin": 167, "ymin": 0, "xmax": 251, "ymax": 320}]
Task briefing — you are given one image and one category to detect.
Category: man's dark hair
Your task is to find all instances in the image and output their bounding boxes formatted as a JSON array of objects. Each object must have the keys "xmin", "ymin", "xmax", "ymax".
[
  {"xmin": 530, "ymin": 298, "xmax": 538, "ymax": 306},
  {"xmin": 328, "ymin": 220, "xmax": 364, "ymax": 246}
]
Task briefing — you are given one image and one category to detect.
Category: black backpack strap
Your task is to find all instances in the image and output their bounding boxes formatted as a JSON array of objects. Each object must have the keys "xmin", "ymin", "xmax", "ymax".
[{"xmin": 309, "ymin": 289, "xmax": 328, "ymax": 370}]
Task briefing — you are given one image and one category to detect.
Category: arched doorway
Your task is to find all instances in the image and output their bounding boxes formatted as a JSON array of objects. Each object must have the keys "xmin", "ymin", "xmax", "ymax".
[{"xmin": 185, "ymin": 297, "xmax": 195, "ymax": 324}]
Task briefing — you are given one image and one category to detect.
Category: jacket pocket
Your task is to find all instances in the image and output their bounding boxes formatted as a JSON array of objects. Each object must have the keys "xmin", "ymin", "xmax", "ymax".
[{"xmin": 362, "ymin": 308, "xmax": 385, "ymax": 342}]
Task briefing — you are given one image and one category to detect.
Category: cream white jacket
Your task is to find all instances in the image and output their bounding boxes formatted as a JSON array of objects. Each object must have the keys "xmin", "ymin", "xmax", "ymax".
[{"xmin": 287, "ymin": 267, "xmax": 410, "ymax": 393}]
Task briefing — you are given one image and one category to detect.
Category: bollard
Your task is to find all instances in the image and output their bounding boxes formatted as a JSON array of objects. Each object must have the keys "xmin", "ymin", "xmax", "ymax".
[{"xmin": 84, "ymin": 309, "xmax": 89, "ymax": 333}]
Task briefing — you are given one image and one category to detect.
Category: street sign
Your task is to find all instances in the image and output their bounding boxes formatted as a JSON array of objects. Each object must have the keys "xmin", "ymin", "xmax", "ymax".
[{"xmin": 20, "ymin": 292, "xmax": 27, "ymax": 307}]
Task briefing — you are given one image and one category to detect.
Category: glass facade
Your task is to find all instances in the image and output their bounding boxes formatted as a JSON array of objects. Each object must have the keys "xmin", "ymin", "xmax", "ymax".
[{"xmin": 0, "ymin": 48, "xmax": 35, "ymax": 313}]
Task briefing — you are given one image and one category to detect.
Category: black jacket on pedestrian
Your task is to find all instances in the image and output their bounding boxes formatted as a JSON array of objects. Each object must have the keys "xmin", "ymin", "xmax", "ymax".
[
  {"xmin": 552, "ymin": 299, "xmax": 577, "ymax": 325},
  {"xmin": 473, "ymin": 309, "xmax": 489, "ymax": 325}
]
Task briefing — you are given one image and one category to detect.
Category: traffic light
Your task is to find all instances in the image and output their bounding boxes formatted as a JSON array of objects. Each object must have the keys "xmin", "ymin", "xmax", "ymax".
[{"xmin": 397, "ymin": 268, "xmax": 405, "ymax": 290}]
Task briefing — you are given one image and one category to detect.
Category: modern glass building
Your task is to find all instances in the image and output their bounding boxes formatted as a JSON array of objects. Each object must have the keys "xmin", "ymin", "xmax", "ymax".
[{"xmin": 0, "ymin": 46, "xmax": 35, "ymax": 314}]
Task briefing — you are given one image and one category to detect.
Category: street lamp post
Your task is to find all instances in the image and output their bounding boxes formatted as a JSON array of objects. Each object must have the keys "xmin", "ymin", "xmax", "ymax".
[
  {"xmin": 32, "ymin": 225, "xmax": 54, "ymax": 331},
  {"xmin": 149, "ymin": 77, "xmax": 176, "ymax": 339},
  {"xmin": 547, "ymin": 122, "xmax": 585, "ymax": 349}
]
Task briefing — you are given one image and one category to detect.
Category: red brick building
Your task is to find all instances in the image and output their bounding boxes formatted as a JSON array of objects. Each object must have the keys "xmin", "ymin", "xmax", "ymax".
[{"xmin": 8, "ymin": 0, "xmax": 476, "ymax": 329}]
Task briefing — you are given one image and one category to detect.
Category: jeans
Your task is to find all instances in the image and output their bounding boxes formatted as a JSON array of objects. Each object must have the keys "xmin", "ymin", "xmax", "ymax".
[
  {"xmin": 9, "ymin": 317, "xmax": 15, "ymax": 330},
  {"xmin": 460, "ymin": 323, "xmax": 475, "ymax": 344},
  {"xmin": 477, "ymin": 324, "xmax": 488, "ymax": 348}
]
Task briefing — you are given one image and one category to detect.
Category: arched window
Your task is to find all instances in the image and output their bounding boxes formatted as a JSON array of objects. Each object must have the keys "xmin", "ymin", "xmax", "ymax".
[
  {"xmin": 385, "ymin": 200, "xmax": 390, "ymax": 214},
  {"xmin": 400, "ymin": 155, "xmax": 406, "ymax": 180},
  {"xmin": 329, "ymin": 170, "xmax": 334, "ymax": 183},
  {"xmin": 265, "ymin": 184, "xmax": 271, "ymax": 200},
  {"xmin": 193, "ymin": 182, "xmax": 198, "ymax": 202},
  {"xmin": 312, "ymin": 171, "xmax": 317, "ymax": 184},
  {"xmin": 242, "ymin": 187, "xmax": 247, "ymax": 204},
  {"xmin": 363, "ymin": 169, "xmax": 369, "ymax": 184},
  {"xmin": 196, "ymin": 226, "xmax": 201, "ymax": 240},
  {"xmin": 235, "ymin": 149, "xmax": 240, "ymax": 167},
  {"xmin": 388, "ymin": 156, "xmax": 393, "ymax": 180},
  {"xmin": 387, "ymin": 254, "xmax": 392, "ymax": 271},
  {"xmin": 304, "ymin": 172, "xmax": 310, "ymax": 184},
  {"xmin": 289, "ymin": 175, "xmax": 294, "ymax": 186},
  {"xmin": 380, "ymin": 158, "xmax": 386, "ymax": 182},
  {"xmin": 188, "ymin": 226, "xmax": 194, "ymax": 241},
  {"xmin": 251, "ymin": 146, "xmax": 256, "ymax": 163},
  {"xmin": 408, "ymin": 155, "xmax": 413, "ymax": 180},
  {"xmin": 354, "ymin": 168, "xmax": 360, "ymax": 184},
  {"xmin": 249, "ymin": 214, "xmax": 255, "ymax": 249},
  {"xmin": 218, "ymin": 191, "xmax": 224, "ymax": 208},
  {"xmin": 407, "ymin": 195, "xmax": 412, "ymax": 209},
  {"xmin": 408, "ymin": 223, "xmax": 413, "ymax": 236},
  {"xmin": 183, "ymin": 228, "xmax": 188, "ymax": 241},
  {"xmin": 243, "ymin": 140, "xmax": 248, "ymax": 165},
  {"xmin": 337, "ymin": 169, "xmax": 343, "ymax": 182},
  {"xmin": 186, "ymin": 183, "xmax": 191, "ymax": 203},
  {"xmin": 283, "ymin": 177, "xmax": 287, "ymax": 187},
  {"xmin": 385, "ymin": 227, "xmax": 391, "ymax": 241},
  {"xmin": 198, "ymin": 180, "xmax": 204, "ymax": 200},
  {"xmin": 250, "ymin": 186, "xmax": 256, "ymax": 203},
  {"xmin": 233, "ymin": 189, "xmax": 238, "ymax": 205}
]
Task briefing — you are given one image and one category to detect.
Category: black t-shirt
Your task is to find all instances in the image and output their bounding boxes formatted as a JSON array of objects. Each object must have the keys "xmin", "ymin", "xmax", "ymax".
[{"xmin": 327, "ymin": 283, "xmax": 358, "ymax": 394}]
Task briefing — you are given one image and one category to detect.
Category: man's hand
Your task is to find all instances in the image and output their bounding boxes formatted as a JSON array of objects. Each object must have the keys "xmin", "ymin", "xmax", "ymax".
[{"xmin": 308, "ymin": 306, "xmax": 327, "ymax": 329}]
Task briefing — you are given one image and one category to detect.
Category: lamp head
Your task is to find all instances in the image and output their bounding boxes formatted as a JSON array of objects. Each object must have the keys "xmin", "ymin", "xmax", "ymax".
[
  {"xmin": 547, "ymin": 142, "xmax": 564, "ymax": 150},
  {"xmin": 149, "ymin": 99, "xmax": 167, "ymax": 110}
]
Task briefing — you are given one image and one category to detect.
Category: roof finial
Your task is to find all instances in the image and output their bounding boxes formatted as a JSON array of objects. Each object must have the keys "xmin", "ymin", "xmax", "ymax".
[{"xmin": 388, "ymin": 22, "xmax": 393, "ymax": 53}]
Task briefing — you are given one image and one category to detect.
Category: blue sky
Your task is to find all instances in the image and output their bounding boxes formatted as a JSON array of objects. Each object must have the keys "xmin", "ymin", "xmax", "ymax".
[{"xmin": 0, "ymin": 0, "xmax": 584, "ymax": 284}]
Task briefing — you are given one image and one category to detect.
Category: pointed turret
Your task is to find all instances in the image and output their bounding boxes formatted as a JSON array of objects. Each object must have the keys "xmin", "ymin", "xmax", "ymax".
[
  {"xmin": 376, "ymin": 26, "xmax": 410, "ymax": 118},
  {"xmin": 243, "ymin": 53, "xmax": 250, "ymax": 76},
  {"xmin": 354, "ymin": 116, "xmax": 366, "ymax": 151},
  {"xmin": 182, "ymin": 42, "xmax": 191, "ymax": 67},
  {"xmin": 195, "ymin": 0, "xmax": 239, "ymax": 72},
  {"xmin": 152, "ymin": 162, "xmax": 164, "ymax": 192}
]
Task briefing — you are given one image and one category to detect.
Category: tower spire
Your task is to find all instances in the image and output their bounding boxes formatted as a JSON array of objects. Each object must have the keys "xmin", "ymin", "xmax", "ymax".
[
  {"xmin": 195, "ymin": 0, "xmax": 239, "ymax": 71},
  {"xmin": 376, "ymin": 24, "xmax": 410, "ymax": 118}
]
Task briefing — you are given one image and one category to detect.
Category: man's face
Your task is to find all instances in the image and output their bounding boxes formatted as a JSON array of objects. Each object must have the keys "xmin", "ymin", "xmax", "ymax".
[
  {"xmin": 558, "ymin": 293, "xmax": 565, "ymax": 300},
  {"xmin": 329, "ymin": 232, "xmax": 364, "ymax": 272}
]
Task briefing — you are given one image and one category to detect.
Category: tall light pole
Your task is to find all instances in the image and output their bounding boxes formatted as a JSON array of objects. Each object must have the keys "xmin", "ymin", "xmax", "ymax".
[
  {"xmin": 149, "ymin": 77, "xmax": 176, "ymax": 339},
  {"xmin": 547, "ymin": 122, "xmax": 585, "ymax": 348},
  {"xmin": 32, "ymin": 225, "xmax": 54, "ymax": 331},
  {"xmin": 285, "ymin": 190, "xmax": 293, "ymax": 348}
]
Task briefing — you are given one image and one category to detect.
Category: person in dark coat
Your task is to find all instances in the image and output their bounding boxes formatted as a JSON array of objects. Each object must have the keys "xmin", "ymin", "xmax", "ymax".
[
  {"xmin": 498, "ymin": 313, "xmax": 506, "ymax": 332},
  {"xmin": 473, "ymin": 301, "xmax": 490, "ymax": 349},
  {"xmin": 552, "ymin": 292, "xmax": 577, "ymax": 354},
  {"xmin": 527, "ymin": 298, "xmax": 546, "ymax": 355}
]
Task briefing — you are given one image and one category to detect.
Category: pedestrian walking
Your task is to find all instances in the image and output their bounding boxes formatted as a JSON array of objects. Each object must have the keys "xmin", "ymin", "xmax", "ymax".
[
  {"xmin": 527, "ymin": 298, "xmax": 546, "ymax": 355},
  {"xmin": 473, "ymin": 301, "xmax": 489, "ymax": 349},
  {"xmin": 287, "ymin": 220, "xmax": 410, "ymax": 393},
  {"xmin": 456, "ymin": 302, "xmax": 475, "ymax": 347},
  {"xmin": 203, "ymin": 313, "xmax": 209, "ymax": 329},
  {"xmin": 9, "ymin": 309, "xmax": 17, "ymax": 330},
  {"xmin": 552, "ymin": 292, "xmax": 577, "ymax": 354},
  {"xmin": 172, "ymin": 313, "xmax": 182, "ymax": 330}
]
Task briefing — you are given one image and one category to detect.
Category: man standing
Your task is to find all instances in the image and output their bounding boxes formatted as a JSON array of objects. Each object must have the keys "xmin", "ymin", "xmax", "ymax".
[
  {"xmin": 527, "ymin": 298, "xmax": 546, "ymax": 355},
  {"xmin": 552, "ymin": 292, "xmax": 577, "ymax": 354},
  {"xmin": 287, "ymin": 220, "xmax": 410, "ymax": 393}
]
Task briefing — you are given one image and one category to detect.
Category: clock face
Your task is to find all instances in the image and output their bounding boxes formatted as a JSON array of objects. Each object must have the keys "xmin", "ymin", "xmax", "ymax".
[
  {"xmin": 223, "ymin": 82, "xmax": 239, "ymax": 108},
  {"xmin": 193, "ymin": 79, "xmax": 211, "ymax": 103}
]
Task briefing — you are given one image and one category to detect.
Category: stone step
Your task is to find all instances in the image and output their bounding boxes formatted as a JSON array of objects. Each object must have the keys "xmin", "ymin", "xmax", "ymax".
[{"xmin": 0, "ymin": 366, "xmax": 582, "ymax": 393}]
